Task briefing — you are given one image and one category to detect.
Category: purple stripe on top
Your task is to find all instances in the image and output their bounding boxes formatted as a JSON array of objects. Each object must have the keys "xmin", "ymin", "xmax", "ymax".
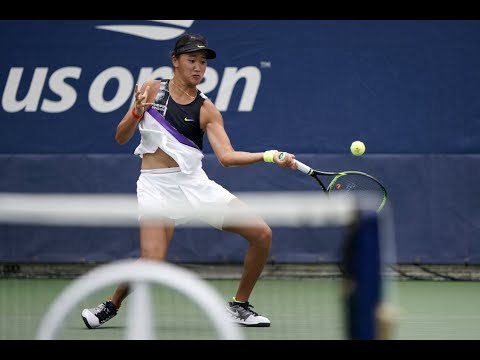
[{"xmin": 147, "ymin": 107, "xmax": 200, "ymax": 150}]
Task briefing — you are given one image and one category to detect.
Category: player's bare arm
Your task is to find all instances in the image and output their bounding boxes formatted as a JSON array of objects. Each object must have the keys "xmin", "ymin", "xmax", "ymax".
[
  {"xmin": 115, "ymin": 80, "xmax": 158, "ymax": 145},
  {"xmin": 202, "ymin": 100, "xmax": 296, "ymax": 169}
]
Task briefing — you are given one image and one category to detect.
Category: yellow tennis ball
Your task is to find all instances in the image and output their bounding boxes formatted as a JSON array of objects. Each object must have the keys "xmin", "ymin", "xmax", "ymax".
[{"xmin": 350, "ymin": 140, "xmax": 365, "ymax": 156}]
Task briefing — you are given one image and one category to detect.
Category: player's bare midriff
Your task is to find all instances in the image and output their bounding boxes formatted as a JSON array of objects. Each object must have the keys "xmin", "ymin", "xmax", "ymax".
[{"xmin": 141, "ymin": 148, "xmax": 179, "ymax": 170}]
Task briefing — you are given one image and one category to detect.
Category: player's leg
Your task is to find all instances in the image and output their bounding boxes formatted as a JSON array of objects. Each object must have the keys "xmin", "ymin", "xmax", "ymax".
[
  {"xmin": 81, "ymin": 221, "xmax": 174, "ymax": 329},
  {"xmin": 179, "ymin": 168, "xmax": 272, "ymax": 326},
  {"xmin": 110, "ymin": 220, "xmax": 175, "ymax": 307},
  {"xmin": 82, "ymin": 170, "xmax": 180, "ymax": 329},
  {"xmin": 222, "ymin": 198, "xmax": 272, "ymax": 301},
  {"xmin": 222, "ymin": 198, "xmax": 272, "ymax": 327},
  {"xmin": 109, "ymin": 168, "xmax": 180, "ymax": 307}
]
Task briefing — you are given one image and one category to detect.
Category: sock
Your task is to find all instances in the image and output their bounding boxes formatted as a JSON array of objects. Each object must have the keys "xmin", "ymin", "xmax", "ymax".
[{"xmin": 233, "ymin": 297, "xmax": 247, "ymax": 303}]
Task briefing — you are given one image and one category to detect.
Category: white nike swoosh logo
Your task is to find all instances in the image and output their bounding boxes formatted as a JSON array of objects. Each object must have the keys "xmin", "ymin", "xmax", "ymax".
[
  {"xmin": 96, "ymin": 20, "xmax": 194, "ymax": 41},
  {"xmin": 184, "ymin": 117, "xmax": 195, "ymax": 122}
]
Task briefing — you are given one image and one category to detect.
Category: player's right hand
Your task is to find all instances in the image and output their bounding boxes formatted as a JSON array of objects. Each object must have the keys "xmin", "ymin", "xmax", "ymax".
[{"xmin": 275, "ymin": 151, "xmax": 297, "ymax": 170}]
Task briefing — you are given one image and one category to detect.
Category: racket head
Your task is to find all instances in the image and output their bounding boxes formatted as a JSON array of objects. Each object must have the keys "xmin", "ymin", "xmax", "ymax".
[{"xmin": 326, "ymin": 171, "xmax": 388, "ymax": 212}]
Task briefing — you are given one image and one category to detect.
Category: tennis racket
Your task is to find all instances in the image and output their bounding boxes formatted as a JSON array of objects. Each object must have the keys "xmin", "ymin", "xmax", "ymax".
[{"xmin": 292, "ymin": 157, "xmax": 387, "ymax": 212}]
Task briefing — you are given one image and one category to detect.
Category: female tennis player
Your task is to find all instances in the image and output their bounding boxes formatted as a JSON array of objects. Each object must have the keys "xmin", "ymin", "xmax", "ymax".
[{"xmin": 81, "ymin": 33, "xmax": 297, "ymax": 329}]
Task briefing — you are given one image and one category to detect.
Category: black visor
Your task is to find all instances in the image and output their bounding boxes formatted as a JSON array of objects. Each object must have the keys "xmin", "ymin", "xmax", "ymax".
[{"xmin": 173, "ymin": 33, "xmax": 216, "ymax": 59}]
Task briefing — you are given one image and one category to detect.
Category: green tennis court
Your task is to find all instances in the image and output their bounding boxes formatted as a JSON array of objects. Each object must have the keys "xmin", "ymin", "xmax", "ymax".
[{"xmin": 1, "ymin": 277, "xmax": 479, "ymax": 340}]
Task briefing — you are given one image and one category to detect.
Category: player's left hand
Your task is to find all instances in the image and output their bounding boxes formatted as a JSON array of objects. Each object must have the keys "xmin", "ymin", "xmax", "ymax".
[{"xmin": 134, "ymin": 84, "xmax": 151, "ymax": 115}]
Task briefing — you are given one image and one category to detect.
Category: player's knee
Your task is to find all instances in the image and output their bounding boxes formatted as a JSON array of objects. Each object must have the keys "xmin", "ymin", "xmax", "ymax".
[{"xmin": 255, "ymin": 225, "xmax": 272, "ymax": 250}]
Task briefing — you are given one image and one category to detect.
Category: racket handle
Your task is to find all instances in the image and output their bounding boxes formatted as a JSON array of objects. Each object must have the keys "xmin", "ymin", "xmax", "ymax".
[{"xmin": 294, "ymin": 160, "xmax": 313, "ymax": 175}]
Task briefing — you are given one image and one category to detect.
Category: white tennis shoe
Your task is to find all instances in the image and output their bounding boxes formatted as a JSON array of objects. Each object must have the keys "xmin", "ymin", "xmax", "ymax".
[
  {"xmin": 81, "ymin": 301, "xmax": 118, "ymax": 329},
  {"xmin": 226, "ymin": 300, "xmax": 271, "ymax": 327}
]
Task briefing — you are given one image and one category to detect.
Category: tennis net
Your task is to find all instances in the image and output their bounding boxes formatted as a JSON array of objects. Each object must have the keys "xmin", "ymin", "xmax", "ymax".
[{"xmin": 0, "ymin": 191, "xmax": 396, "ymax": 339}]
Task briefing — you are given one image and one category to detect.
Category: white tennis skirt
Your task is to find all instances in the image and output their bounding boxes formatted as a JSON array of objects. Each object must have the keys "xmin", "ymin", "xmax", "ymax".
[{"xmin": 136, "ymin": 167, "xmax": 236, "ymax": 229}]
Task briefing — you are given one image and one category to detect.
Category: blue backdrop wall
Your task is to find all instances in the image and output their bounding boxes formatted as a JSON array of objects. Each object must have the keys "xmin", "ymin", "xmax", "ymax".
[{"xmin": 1, "ymin": 20, "xmax": 479, "ymax": 264}]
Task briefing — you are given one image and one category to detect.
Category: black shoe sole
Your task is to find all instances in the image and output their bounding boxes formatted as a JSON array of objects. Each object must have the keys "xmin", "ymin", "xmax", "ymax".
[
  {"xmin": 239, "ymin": 323, "xmax": 271, "ymax": 327},
  {"xmin": 82, "ymin": 315, "xmax": 93, "ymax": 329}
]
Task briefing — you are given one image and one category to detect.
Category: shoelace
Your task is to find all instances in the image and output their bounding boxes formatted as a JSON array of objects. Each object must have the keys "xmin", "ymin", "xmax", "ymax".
[
  {"xmin": 235, "ymin": 302, "xmax": 259, "ymax": 316},
  {"xmin": 93, "ymin": 302, "xmax": 116, "ymax": 322}
]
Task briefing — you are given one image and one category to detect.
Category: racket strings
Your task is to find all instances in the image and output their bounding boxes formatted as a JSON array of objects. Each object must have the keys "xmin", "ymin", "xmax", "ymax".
[{"xmin": 329, "ymin": 174, "xmax": 385, "ymax": 209}]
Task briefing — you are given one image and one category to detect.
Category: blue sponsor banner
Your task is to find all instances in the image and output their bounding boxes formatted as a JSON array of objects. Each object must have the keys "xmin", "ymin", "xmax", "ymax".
[{"xmin": 2, "ymin": 20, "xmax": 480, "ymax": 154}]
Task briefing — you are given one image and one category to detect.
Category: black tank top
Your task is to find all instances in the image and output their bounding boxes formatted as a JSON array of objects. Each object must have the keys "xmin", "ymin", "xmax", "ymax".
[{"xmin": 151, "ymin": 79, "xmax": 207, "ymax": 150}]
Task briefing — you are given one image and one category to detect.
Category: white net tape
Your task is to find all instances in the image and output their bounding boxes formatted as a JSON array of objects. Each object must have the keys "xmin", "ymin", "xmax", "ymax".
[{"xmin": 0, "ymin": 191, "xmax": 364, "ymax": 227}]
